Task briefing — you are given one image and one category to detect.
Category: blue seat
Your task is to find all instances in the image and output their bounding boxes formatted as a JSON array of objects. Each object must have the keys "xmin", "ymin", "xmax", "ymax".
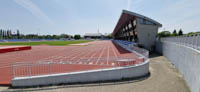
[
  {"xmin": 30, "ymin": 39, "xmax": 43, "ymax": 41},
  {"xmin": 0, "ymin": 39, "xmax": 5, "ymax": 42},
  {"xmin": 115, "ymin": 40, "xmax": 137, "ymax": 46},
  {"xmin": 7, "ymin": 39, "xmax": 29, "ymax": 42}
]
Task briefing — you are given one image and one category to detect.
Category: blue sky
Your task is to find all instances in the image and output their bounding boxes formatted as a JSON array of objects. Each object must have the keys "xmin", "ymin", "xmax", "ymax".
[{"xmin": 0, "ymin": 0, "xmax": 199, "ymax": 35}]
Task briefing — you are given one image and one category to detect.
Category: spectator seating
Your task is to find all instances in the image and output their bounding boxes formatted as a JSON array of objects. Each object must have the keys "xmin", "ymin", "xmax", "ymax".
[
  {"xmin": 6, "ymin": 39, "xmax": 29, "ymax": 42},
  {"xmin": 0, "ymin": 39, "xmax": 5, "ymax": 42},
  {"xmin": 114, "ymin": 40, "xmax": 137, "ymax": 46}
]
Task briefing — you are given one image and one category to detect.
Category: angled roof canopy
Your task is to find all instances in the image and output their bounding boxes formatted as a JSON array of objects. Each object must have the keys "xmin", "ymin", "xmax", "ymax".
[{"xmin": 113, "ymin": 10, "xmax": 162, "ymax": 35}]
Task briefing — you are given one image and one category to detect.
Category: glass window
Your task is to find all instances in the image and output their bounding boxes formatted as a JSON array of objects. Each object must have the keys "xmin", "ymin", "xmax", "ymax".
[
  {"xmin": 146, "ymin": 21, "xmax": 154, "ymax": 25},
  {"xmin": 126, "ymin": 26, "xmax": 128, "ymax": 30},
  {"xmin": 139, "ymin": 18, "xmax": 156, "ymax": 25},
  {"xmin": 139, "ymin": 18, "xmax": 145, "ymax": 24},
  {"xmin": 128, "ymin": 23, "xmax": 132, "ymax": 28},
  {"xmin": 132, "ymin": 20, "xmax": 134, "ymax": 25},
  {"xmin": 133, "ymin": 20, "xmax": 136, "ymax": 26}
]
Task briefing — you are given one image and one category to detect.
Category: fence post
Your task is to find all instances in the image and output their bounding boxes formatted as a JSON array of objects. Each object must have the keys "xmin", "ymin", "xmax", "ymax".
[
  {"xmin": 194, "ymin": 35, "xmax": 198, "ymax": 49},
  {"xmin": 28, "ymin": 64, "xmax": 31, "ymax": 76},
  {"xmin": 50, "ymin": 63, "xmax": 52, "ymax": 74},
  {"xmin": 191, "ymin": 35, "xmax": 195, "ymax": 48},
  {"xmin": 65, "ymin": 63, "xmax": 67, "ymax": 73},
  {"xmin": 68, "ymin": 63, "xmax": 70, "ymax": 73},
  {"xmin": 12, "ymin": 64, "xmax": 15, "ymax": 78},
  {"xmin": 197, "ymin": 35, "xmax": 200, "ymax": 50}
]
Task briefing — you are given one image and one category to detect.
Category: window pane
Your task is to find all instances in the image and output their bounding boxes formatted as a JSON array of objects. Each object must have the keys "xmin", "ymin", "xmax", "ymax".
[{"xmin": 129, "ymin": 23, "xmax": 132, "ymax": 28}]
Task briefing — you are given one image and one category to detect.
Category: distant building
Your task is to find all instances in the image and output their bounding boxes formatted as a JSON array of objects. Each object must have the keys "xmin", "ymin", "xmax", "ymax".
[
  {"xmin": 84, "ymin": 33, "xmax": 103, "ymax": 39},
  {"xmin": 112, "ymin": 10, "xmax": 162, "ymax": 51}
]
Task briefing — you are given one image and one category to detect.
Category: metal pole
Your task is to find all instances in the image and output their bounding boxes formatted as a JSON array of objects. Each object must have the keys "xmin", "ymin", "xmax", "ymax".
[
  {"xmin": 50, "ymin": 63, "xmax": 52, "ymax": 74},
  {"xmin": 68, "ymin": 63, "xmax": 70, "ymax": 73},
  {"xmin": 12, "ymin": 64, "xmax": 15, "ymax": 78},
  {"xmin": 28, "ymin": 64, "xmax": 31, "ymax": 76}
]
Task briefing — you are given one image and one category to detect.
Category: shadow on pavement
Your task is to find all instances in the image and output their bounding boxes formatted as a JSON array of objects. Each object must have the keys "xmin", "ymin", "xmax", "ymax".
[{"xmin": 149, "ymin": 52, "xmax": 162, "ymax": 58}]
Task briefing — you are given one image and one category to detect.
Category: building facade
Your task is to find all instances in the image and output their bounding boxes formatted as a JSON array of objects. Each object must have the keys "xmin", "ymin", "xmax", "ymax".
[
  {"xmin": 113, "ymin": 10, "xmax": 162, "ymax": 51},
  {"xmin": 84, "ymin": 33, "xmax": 103, "ymax": 39}
]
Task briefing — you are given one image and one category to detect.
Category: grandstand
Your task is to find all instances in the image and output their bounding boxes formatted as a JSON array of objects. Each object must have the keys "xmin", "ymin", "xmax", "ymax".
[
  {"xmin": 84, "ymin": 33, "xmax": 103, "ymax": 39},
  {"xmin": 6, "ymin": 39, "xmax": 29, "ymax": 42},
  {"xmin": 113, "ymin": 10, "xmax": 162, "ymax": 51}
]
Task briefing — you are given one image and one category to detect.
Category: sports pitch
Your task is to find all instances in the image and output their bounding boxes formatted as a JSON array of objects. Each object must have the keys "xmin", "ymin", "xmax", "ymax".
[{"xmin": 0, "ymin": 40, "xmax": 91, "ymax": 46}]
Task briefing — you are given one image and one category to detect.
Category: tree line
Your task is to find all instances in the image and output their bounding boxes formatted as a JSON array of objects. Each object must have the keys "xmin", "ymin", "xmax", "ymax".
[
  {"xmin": 158, "ymin": 29, "xmax": 184, "ymax": 37},
  {"xmin": 0, "ymin": 29, "xmax": 82, "ymax": 40},
  {"xmin": 0, "ymin": 29, "xmax": 20, "ymax": 39}
]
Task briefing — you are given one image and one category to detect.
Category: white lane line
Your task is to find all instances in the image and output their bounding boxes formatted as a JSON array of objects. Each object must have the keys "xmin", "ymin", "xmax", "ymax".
[
  {"xmin": 76, "ymin": 45, "xmax": 100, "ymax": 64},
  {"xmin": 85, "ymin": 45, "xmax": 104, "ymax": 65},
  {"xmin": 95, "ymin": 44, "xmax": 106, "ymax": 65},
  {"xmin": 68, "ymin": 46, "xmax": 95, "ymax": 64},
  {"xmin": 107, "ymin": 46, "xmax": 110, "ymax": 65},
  {"xmin": 112, "ymin": 44, "xmax": 117, "ymax": 57},
  {"xmin": 111, "ymin": 42, "xmax": 118, "ymax": 66}
]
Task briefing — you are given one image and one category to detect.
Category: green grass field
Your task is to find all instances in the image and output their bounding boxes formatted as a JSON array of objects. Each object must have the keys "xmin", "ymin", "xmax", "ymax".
[{"xmin": 0, "ymin": 40, "xmax": 92, "ymax": 46}]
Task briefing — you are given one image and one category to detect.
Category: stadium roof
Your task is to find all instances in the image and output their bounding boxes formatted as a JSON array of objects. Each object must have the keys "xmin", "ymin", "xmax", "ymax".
[{"xmin": 113, "ymin": 10, "xmax": 162, "ymax": 35}]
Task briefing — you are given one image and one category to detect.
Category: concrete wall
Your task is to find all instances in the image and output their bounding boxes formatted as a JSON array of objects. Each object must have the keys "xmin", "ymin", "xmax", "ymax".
[
  {"xmin": 12, "ymin": 60, "xmax": 149, "ymax": 87},
  {"xmin": 137, "ymin": 21, "xmax": 159, "ymax": 51},
  {"xmin": 156, "ymin": 41, "xmax": 200, "ymax": 92}
]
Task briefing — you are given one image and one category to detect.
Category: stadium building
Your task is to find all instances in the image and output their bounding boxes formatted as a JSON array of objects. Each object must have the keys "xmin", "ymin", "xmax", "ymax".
[
  {"xmin": 84, "ymin": 33, "xmax": 103, "ymax": 39},
  {"xmin": 113, "ymin": 10, "xmax": 162, "ymax": 51}
]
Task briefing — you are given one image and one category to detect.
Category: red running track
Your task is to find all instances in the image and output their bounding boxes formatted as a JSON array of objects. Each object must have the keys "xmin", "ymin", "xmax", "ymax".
[{"xmin": 0, "ymin": 40, "xmax": 143, "ymax": 85}]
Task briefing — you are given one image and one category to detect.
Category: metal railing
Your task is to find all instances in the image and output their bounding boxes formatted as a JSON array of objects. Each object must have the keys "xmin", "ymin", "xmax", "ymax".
[
  {"xmin": 159, "ymin": 34, "xmax": 200, "ymax": 50},
  {"xmin": 113, "ymin": 40, "xmax": 149, "ymax": 58},
  {"xmin": 12, "ymin": 57, "xmax": 145, "ymax": 78},
  {"xmin": 131, "ymin": 46, "xmax": 149, "ymax": 58},
  {"xmin": 156, "ymin": 38, "xmax": 200, "ymax": 92}
]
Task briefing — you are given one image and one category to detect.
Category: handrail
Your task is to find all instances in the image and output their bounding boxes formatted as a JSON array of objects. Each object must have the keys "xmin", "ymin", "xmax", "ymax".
[{"xmin": 12, "ymin": 56, "xmax": 145, "ymax": 78}]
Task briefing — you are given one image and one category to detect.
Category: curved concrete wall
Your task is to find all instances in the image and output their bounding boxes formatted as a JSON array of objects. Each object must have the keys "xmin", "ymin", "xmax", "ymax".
[
  {"xmin": 12, "ymin": 60, "xmax": 149, "ymax": 87},
  {"xmin": 156, "ymin": 41, "xmax": 200, "ymax": 92}
]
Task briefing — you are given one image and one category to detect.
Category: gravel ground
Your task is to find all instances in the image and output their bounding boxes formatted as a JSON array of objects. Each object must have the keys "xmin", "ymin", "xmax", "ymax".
[{"xmin": 0, "ymin": 53, "xmax": 190, "ymax": 92}]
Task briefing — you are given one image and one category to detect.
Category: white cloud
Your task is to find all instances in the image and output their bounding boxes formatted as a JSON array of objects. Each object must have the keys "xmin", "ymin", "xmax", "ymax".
[{"xmin": 14, "ymin": 0, "xmax": 54, "ymax": 25}]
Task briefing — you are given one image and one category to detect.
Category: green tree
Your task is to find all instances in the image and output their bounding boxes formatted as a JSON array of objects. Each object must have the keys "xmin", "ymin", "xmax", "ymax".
[
  {"xmin": 3, "ymin": 30, "xmax": 6, "ymax": 39},
  {"xmin": 108, "ymin": 34, "xmax": 113, "ymax": 39},
  {"xmin": 158, "ymin": 31, "xmax": 171, "ymax": 37},
  {"xmin": 172, "ymin": 29, "xmax": 178, "ymax": 36},
  {"xmin": 0, "ymin": 29, "xmax": 2, "ymax": 39},
  {"xmin": 60, "ymin": 34, "xmax": 69, "ymax": 38},
  {"xmin": 17, "ymin": 29, "xmax": 20, "ymax": 39},
  {"xmin": 178, "ymin": 29, "xmax": 183, "ymax": 36},
  {"xmin": 74, "ymin": 34, "xmax": 81, "ymax": 40}
]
